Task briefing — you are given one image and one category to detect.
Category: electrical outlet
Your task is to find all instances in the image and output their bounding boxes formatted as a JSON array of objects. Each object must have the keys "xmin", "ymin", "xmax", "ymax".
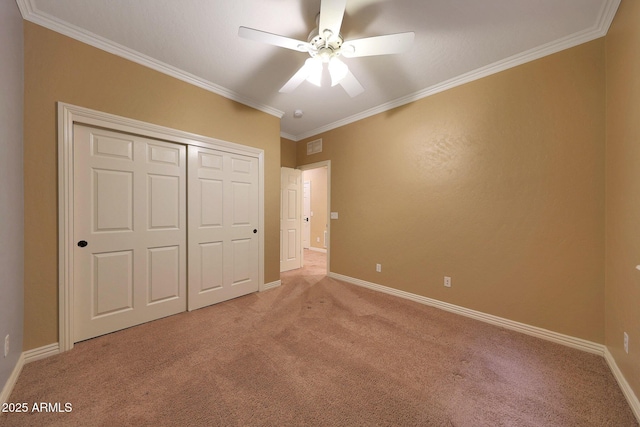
[
  {"xmin": 444, "ymin": 276, "xmax": 452, "ymax": 288},
  {"xmin": 624, "ymin": 332, "xmax": 629, "ymax": 354},
  {"xmin": 376, "ymin": 263, "xmax": 381, "ymax": 273},
  {"xmin": 4, "ymin": 334, "xmax": 8, "ymax": 358},
  {"xmin": 316, "ymin": 237, "xmax": 320, "ymax": 243}
]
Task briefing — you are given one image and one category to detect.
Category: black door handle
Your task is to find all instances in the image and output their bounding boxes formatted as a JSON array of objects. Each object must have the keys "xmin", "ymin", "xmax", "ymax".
[
  {"xmin": 77, "ymin": 240, "xmax": 88, "ymax": 248},
  {"xmin": 253, "ymin": 229, "xmax": 257, "ymax": 234}
]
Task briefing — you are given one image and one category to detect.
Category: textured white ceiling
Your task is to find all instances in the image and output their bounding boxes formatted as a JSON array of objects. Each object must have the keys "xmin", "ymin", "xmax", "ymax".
[{"xmin": 19, "ymin": 0, "xmax": 619, "ymax": 140}]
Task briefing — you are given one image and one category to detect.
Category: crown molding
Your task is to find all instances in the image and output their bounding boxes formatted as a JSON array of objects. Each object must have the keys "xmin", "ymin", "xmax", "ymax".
[
  {"xmin": 279, "ymin": 132, "xmax": 298, "ymax": 141},
  {"xmin": 292, "ymin": 0, "xmax": 621, "ymax": 141},
  {"xmin": 17, "ymin": 0, "xmax": 620, "ymax": 140},
  {"xmin": 16, "ymin": 0, "xmax": 284, "ymax": 119}
]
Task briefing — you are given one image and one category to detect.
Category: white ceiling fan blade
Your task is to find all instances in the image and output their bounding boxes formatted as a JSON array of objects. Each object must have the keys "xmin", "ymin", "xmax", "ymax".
[
  {"xmin": 345, "ymin": 0, "xmax": 385, "ymax": 15},
  {"xmin": 339, "ymin": 70, "xmax": 364, "ymax": 97},
  {"xmin": 280, "ymin": 59, "xmax": 319, "ymax": 93},
  {"xmin": 328, "ymin": 57, "xmax": 349, "ymax": 86},
  {"xmin": 342, "ymin": 32, "xmax": 415, "ymax": 58},
  {"xmin": 319, "ymin": 0, "xmax": 347, "ymax": 39},
  {"xmin": 239, "ymin": 26, "xmax": 309, "ymax": 52}
]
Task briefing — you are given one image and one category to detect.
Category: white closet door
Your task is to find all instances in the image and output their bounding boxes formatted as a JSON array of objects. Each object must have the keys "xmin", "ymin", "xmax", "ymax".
[
  {"xmin": 73, "ymin": 125, "xmax": 186, "ymax": 342},
  {"xmin": 280, "ymin": 167, "xmax": 302, "ymax": 272},
  {"xmin": 188, "ymin": 146, "xmax": 260, "ymax": 310}
]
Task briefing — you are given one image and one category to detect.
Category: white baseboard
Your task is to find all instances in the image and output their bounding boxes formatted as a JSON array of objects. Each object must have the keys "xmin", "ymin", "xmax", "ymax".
[
  {"xmin": 308, "ymin": 247, "xmax": 327, "ymax": 253},
  {"xmin": 0, "ymin": 353, "xmax": 25, "ymax": 405},
  {"xmin": 24, "ymin": 343, "xmax": 60, "ymax": 364},
  {"xmin": 604, "ymin": 348, "xmax": 640, "ymax": 422},
  {"xmin": 328, "ymin": 272, "xmax": 604, "ymax": 355},
  {"xmin": 260, "ymin": 280, "xmax": 281, "ymax": 292},
  {"xmin": 0, "ymin": 342, "xmax": 60, "ymax": 405}
]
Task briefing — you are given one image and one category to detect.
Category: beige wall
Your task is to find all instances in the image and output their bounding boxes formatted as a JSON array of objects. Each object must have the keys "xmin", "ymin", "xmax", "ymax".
[
  {"xmin": 23, "ymin": 22, "xmax": 281, "ymax": 350},
  {"xmin": 303, "ymin": 167, "xmax": 328, "ymax": 251},
  {"xmin": 605, "ymin": 0, "xmax": 640, "ymax": 399},
  {"xmin": 281, "ymin": 137, "xmax": 297, "ymax": 168},
  {"xmin": 298, "ymin": 39, "xmax": 606, "ymax": 343}
]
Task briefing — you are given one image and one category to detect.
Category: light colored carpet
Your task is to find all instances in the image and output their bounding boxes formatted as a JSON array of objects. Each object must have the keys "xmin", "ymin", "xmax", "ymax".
[{"xmin": 1, "ymin": 250, "xmax": 637, "ymax": 426}]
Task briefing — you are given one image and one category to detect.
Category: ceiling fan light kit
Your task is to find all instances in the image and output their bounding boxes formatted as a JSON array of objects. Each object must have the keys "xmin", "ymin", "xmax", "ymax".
[
  {"xmin": 239, "ymin": 0, "xmax": 414, "ymax": 98},
  {"xmin": 305, "ymin": 58, "xmax": 324, "ymax": 87}
]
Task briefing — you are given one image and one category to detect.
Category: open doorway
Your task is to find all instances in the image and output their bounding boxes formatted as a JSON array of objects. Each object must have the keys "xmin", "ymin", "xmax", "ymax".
[{"xmin": 299, "ymin": 161, "xmax": 331, "ymax": 275}]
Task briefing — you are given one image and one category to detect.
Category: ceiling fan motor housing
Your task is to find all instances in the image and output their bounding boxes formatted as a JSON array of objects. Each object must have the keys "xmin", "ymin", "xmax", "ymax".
[{"xmin": 307, "ymin": 27, "xmax": 344, "ymax": 62}]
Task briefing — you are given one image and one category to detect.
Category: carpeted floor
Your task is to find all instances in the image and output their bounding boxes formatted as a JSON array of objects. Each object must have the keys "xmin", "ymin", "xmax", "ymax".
[{"xmin": 1, "ymin": 250, "xmax": 637, "ymax": 426}]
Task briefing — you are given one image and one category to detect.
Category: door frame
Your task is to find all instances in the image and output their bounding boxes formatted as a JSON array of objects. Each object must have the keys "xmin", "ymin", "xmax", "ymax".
[
  {"xmin": 298, "ymin": 161, "xmax": 331, "ymax": 275},
  {"xmin": 58, "ymin": 102, "xmax": 265, "ymax": 352}
]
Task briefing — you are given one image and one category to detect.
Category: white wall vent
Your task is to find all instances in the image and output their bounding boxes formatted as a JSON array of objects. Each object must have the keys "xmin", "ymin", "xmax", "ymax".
[{"xmin": 306, "ymin": 139, "xmax": 322, "ymax": 155}]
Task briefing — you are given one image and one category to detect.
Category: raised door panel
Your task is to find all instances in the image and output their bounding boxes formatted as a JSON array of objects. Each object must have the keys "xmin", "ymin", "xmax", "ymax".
[
  {"xmin": 92, "ymin": 134, "xmax": 133, "ymax": 160},
  {"xmin": 231, "ymin": 182, "xmax": 251, "ymax": 226},
  {"xmin": 148, "ymin": 175, "xmax": 180, "ymax": 230},
  {"xmin": 148, "ymin": 246, "xmax": 181, "ymax": 304},
  {"xmin": 93, "ymin": 170, "xmax": 134, "ymax": 233},
  {"xmin": 93, "ymin": 251, "xmax": 134, "ymax": 316},
  {"xmin": 231, "ymin": 238, "xmax": 252, "ymax": 285},
  {"xmin": 286, "ymin": 188, "xmax": 298, "ymax": 221},
  {"xmin": 286, "ymin": 229, "xmax": 298, "ymax": 261},
  {"xmin": 199, "ymin": 179, "xmax": 224, "ymax": 227},
  {"xmin": 147, "ymin": 143, "xmax": 180, "ymax": 166},
  {"xmin": 199, "ymin": 242, "xmax": 224, "ymax": 292}
]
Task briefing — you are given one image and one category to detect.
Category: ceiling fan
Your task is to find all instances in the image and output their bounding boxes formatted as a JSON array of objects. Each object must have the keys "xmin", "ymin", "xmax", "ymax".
[{"xmin": 239, "ymin": 0, "xmax": 414, "ymax": 97}]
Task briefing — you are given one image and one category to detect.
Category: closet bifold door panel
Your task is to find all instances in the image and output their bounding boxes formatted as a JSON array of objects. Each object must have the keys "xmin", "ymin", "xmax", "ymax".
[
  {"xmin": 73, "ymin": 124, "xmax": 187, "ymax": 342},
  {"xmin": 187, "ymin": 145, "xmax": 260, "ymax": 311}
]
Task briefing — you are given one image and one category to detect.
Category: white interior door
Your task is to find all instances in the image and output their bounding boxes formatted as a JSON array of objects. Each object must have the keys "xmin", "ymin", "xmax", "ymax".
[
  {"xmin": 188, "ymin": 146, "xmax": 260, "ymax": 310},
  {"xmin": 73, "ymin": 125, "xmax": 186, "ymax": 342},
  {"xmin": 303, "ymin": 181, "xmax": 311, "ymax": 249},
  {"xmin": 280, "ymin": 167, "xmax": 302, "ymax": 272}
]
